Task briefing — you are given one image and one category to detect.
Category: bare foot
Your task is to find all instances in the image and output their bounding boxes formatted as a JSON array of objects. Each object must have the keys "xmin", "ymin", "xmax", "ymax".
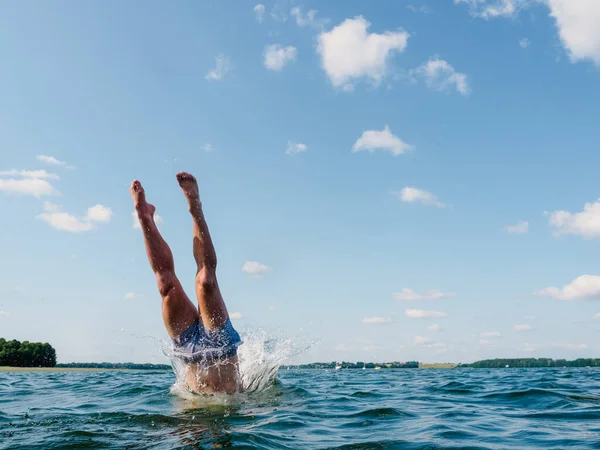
[
  {"xmin": 130, "ymin": 180, "xmax": 156, "ymax": 221},
  {"xmin": 176, "ymin": 172, "xmax": 200, "ymax": 207}
]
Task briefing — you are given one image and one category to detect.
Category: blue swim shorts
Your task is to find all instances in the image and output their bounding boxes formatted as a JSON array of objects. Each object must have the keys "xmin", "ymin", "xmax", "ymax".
[{"xmin": 171, "ymin": 318, "xmax": 242, "ymax": 364}]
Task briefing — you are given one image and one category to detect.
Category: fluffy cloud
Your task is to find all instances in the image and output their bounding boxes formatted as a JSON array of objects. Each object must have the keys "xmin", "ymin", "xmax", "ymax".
[
  {"xmin": 37, "ymin": 202, "xmax": 112, "ymax": 233},
  {"xmin": 428, "ymin": 323, "xmax": 442, "ymax": 331},
  {"xmin": 286, "ymin": 141, "xmax": 307, "ymax": 155},
  {"xmin": 519, "ymin": 38, "xmax": 531, "ymax": 48},
  {"xmin": 594, "ymin": 313, "xmax": 600, "ymax": 320},
  {"xmin": 506, "ymin": 220, "xmax": 529, "ymax": 234},
  {"xmin": 362, "ymin": 317, "xmax": 392, "ymax": 324},
  {"xmin": 391, "ymin": 187, "xmax": 444, "ymax": 207},
  {"xmin": 412, "ymin": 57, "xmax": 470, "ymax": 95},
  {"xmin": 393, "ymin": 289, "xmax": 454, "ymax": 301},
  {"xmin": 253, "ymin": 4, "xmax": 265, "ymax": 23},
  {"xmin": 230, "ymin": 312, "xmax": 243, "ymax": 320},
  {"xmin": 414, "ymin": 336, "xmax": 432, "ymax": 345},
  {"xmin": 0, "ymin": 178, "xmax": 60, "ymax": 198},
  {"xmin": 405, "ymin": 309, "xmax": 447, "ymax": 319},
  {"xmin": 352, "ymin": 125, "xmax": 413, "ymax": 156},
  {"xmin": 132, "ymin": 210, "xmax": 163, "ymax": 229},
  {"xmin": 0, "ymin": 169, "xmax": 59, "ymax": 180},
  {"xmin": 407, "ymin": 5, "xmax": 434, "ymax": 14},
  {"xmin": 454, "ymin": 0, "xmax": 520, "ymax": 19},
  {"xmin": 242, "ymin": 260, "xmax": 271, "ymax": 275},
  {"xmin": 290, "ymin": 7, "xmax": 329, "ymax": 29},
  {"xmin": 317, "ymin": 16, "xmax": 409, "ymax": 90},
  {"xmin": 548, "ymin": 200, "xmax": 600, "ymax": 238},
  {"xmin": 264, "ymin": 44, "xmax": 297, "ymax": 71},
  {"xmin": 534, "ymin": 275, "xmax": 600, "ymax": 301},
  {"xmin": 268, "ymin": 305, "xmax": 277, "ymax": 311},
  {"xmin": 124, "ymin": 293, "xmax": 143, "ymax": 299},
  {"xmin": 0, "ymin": 311, "xmax": 9, "ymax": 317},
  {"xmin": 203, "ymin": 144, "xmax": 213, "ymax": 153},
  {"xmin": 205, "ymin": 55, "xmax": 232, "ymax": 81},
  {"xmin": 480, "ymin": 331, "xmax": 501, "ymax": 338},
  {"xmin": 547, "ymin": 0, "xmax": 600, "ymax": 65},
  {"xmin": 36, "ymin": 155, "xmax": 75, "ymax": 169},
  {"xmin": 514, "ymin": 323, "xmax": 533, "ymax": 331}
]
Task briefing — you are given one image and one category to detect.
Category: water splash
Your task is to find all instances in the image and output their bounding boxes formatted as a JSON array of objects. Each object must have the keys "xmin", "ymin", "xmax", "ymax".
[{"xmin": 168, "ymin": 327, "xmax": 317, "ymax": 402}]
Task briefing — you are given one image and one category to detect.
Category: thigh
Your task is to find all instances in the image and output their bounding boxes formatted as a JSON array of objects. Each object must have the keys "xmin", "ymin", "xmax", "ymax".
[{"xmin": 161, "ymin": 277, "xmax": 199, "ymax": 339}]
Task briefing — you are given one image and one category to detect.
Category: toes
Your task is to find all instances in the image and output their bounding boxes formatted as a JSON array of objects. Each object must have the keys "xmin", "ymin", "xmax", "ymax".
[
  {"xmin": 176, "ymin": 172, "xmax": 196, "ymax": 184},
  {"xmin": 130, "ymin": 180, "xmax": 143, "ymax": 192}
]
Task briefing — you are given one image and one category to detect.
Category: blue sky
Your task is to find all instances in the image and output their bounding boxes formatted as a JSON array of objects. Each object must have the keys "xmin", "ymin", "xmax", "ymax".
[{"xmin": 1, "ymin": 0, "xmax": 600, "ymax": 364}]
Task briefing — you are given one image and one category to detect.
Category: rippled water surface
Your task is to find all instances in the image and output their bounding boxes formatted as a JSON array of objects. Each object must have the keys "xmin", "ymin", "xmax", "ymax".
[{"xmin": 2, "ymin": 368, "xmax": 600, "ymax": 449}]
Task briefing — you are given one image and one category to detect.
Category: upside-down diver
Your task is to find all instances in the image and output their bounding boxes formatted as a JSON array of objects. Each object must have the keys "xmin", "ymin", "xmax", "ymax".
[{"xmin": 130, "ymin": 172, "xmax": 241, "ymax": 394}]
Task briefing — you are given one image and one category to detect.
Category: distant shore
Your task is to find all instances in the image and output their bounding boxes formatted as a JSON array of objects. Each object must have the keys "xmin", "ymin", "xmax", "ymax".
[{"xmin": 0, "ymin": 366, "xmax": 131, "ymax": 372}]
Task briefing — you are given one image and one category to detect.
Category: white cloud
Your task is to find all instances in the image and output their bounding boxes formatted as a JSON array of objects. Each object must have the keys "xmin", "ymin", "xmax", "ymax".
[
  {"xmin": 253, "ymin": 4, "xmax": 265, "ymax": 23},
  {"xmin": 519, "ymin": 38, "xmax": 531, "ymax": 48},
  {"xmin": 268, "ymin": 305, "xmax": 276, "ymax": 311},
  {"xmin": 124, "ymin": 293, "xmax": 143, "ymax": 299},
  {"xmin": 264, "ymin": 44, "xmax": 297, "ymax": 71},
  {"xmin": 414, "ymin": 336, "xmax": 432, "ymax": 345},
  {"xmin": 203, "ymin": 144, "xmax": 213, "ymax": 153},
  {"xmin": 407, "ymin": 5, "xmax": 434, "ymax": 14},
  {"xmin": 547, "ymin": 0, "xmax": 600, "ymax": 65},
  {"xmin": 285, "ymin": 141, "xmax": 307, "ymax": 155},
  {"xmin": 0, "ymin": 169, "xmax": 59, "ymax": 180},
  {"xmin": 352, "ymin": 125, "xmax": 413, "ymax": 156},
  {"xmin": 0, "ymin": 311, "xmax": 9, "ymax": 317},
  {"xmin": 480, "ymin": 331, "xmax": 501, "ymax": 338},
  {"xmin": 514, "ymin": 323, "xmax": 533, "ymax": 331},
  {"xmin": 506, "ymin": 220, "xmax": 529, "ymax": 234},
  {"xmin": 205, "ymin": 55, "xmax": 232, "ymax": 81},
  {"xmin": 405, "ymin": 309, "xmax": 447, "ymax": 319},
  {"xmin": 412, "ymin": 57, "xmax": 470, "ymax": 95},
  {"xmin": 317, "ymin": 16, "xmax": 409, "ymax": 90},
  {"xmin": 534, "ymin": 275, "xmax": 600, "ymax": 301},
  {"xmin": 132, "ymin": 210, "xmax": 163, "ymax": 229},
  {"xmin": 392, "ymin": 187, "xmax": 444, "ymax": 207},
  {"xmin": 593, "ymin": 313, "xmax": 600, "ymax": 320},
  {"xmin": 290, "ymin": 7, "xmax": 329, "ymax": 29},
  {"xmin": 37, "ymin": 203, "xmax": 112, "ymax": 233},
  {"xmin": 362, "ymin": 317, "xmax": 392, "ymax": 324},
  {"xmin": 242, "ymin": 260, "xmax": 271, "ymax": 275},
  {"xmin": 454, "ymin": 0, "xmax": 520, "ymax": 19},
  {"xmin": 428, "ymin": 323, "xmax": 442, "ymax": 331},
  {"xmin": 480, "ymin": 339, "xmax": 490, "ymax": 345},
  {"xmin": 548, "ymin": 200, "xmax": 600, "ymax": 238},
  {"xmin": 393, "ymin": 289, "xmax": 454, "ymax": 301},
  {"xmin": 36, "ymin": 155, "xmax": 75, "ymax": 169},
  {"xmin": 0, "ymin": 178, "xmax": 60, "ymax": 198},
  {"xmin": 87, "ymin": 205, "xmax": 112, "ymax": 223},
  {"xmin": 230, "ymin": 312, "xmax": 243, "ymax": 320}
]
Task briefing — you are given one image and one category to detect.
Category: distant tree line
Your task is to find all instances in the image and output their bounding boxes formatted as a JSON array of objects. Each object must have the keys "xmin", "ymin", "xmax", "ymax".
[
  {"xmin": 467, "ymin": 358, "xmax": 600, "ymax": 368},
  {"xmin": 55, "ymin": 362, "xmax": 171, "ymax": 370},
  {"xmin": 0, "ymin": 339, "xmax": 56, "ymax": 367},
  {"xmin": 282, "ymin": 361, "xmax": 420, "ymax": 369}
]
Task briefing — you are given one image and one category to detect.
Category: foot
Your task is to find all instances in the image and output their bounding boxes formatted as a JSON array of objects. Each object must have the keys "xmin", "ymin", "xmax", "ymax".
[
  {"xmin": 130, "ymin": 180, "xmax": 156, "ymax": 221},
  {"xmin": 176, "ymin": 172, "xmax": 201, "ymax": 208}
]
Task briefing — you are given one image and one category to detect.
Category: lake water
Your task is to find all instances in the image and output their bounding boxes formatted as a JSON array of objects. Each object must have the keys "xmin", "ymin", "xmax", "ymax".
[{"xmin": 1, "ymin": 367, "xmax": 600, "ymax": 449}]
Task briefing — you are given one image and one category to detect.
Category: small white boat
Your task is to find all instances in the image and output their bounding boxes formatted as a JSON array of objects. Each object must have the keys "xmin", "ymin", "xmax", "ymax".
[
  {"xmin": 375, "ymin": 366, "xmax": 381, "ymax": 370},
  {"xmin": 335, "ymin": 362, "xmax": 342, "ymax": 370}
]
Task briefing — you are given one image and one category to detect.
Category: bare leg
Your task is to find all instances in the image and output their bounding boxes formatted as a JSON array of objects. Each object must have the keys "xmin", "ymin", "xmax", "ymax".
[
  {"xmin": 176, "ymin": 172, "xmax": 229, "ymax": 331},
  {"xmin": 130, "ymin": 180, "xmax": 198, "ymax": 339}
]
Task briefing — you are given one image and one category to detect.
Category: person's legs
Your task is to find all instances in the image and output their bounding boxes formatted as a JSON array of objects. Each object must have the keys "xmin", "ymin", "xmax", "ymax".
[
  {"xmin": 130, "ymin": 180, "xmax": 198, "ymax": 339},
  {"xmin": 176, "ymin": 172, "xmax": 229, "ymax": 331}
]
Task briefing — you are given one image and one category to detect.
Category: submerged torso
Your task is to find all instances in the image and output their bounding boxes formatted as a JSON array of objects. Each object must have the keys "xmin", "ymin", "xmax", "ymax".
[{"xmin": 185, "ymin": 356, "xmax": 240, "ymax": 394}]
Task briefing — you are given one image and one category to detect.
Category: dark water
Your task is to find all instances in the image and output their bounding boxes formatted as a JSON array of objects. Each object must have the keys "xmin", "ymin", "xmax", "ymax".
[{"xmin": 2, "ymin": 368, "xmax": 600, "ymax": 449}]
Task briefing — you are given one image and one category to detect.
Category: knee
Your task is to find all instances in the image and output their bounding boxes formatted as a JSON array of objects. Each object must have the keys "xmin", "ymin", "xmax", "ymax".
[
  {"xmin": 196, "ymin": 269, "xmax": 217, "ymax": 293},
  {"xmin": 157, "ymin": 271, "xmax": 178, "ymax": 298}
]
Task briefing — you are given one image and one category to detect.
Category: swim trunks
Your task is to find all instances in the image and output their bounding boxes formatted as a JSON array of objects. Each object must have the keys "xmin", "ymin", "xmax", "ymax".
[{"xmin": 171, "ymin": 318, "xmax": 242, "ymax": 365}]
